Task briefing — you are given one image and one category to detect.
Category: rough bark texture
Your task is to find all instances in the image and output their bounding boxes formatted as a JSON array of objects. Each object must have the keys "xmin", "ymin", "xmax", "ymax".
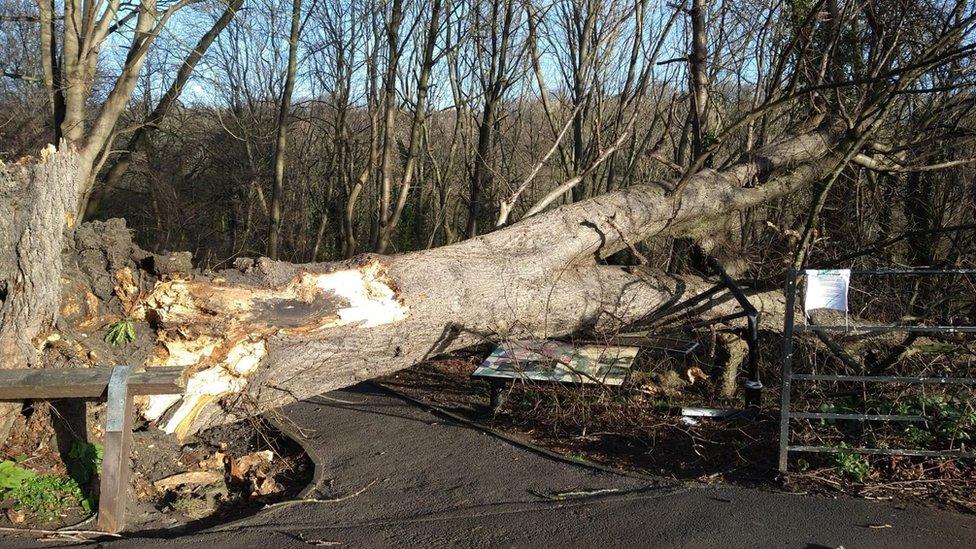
[
  {"xmin": 0, "ymin": 146, "xmax": 80, "ymax": 438},
  {"xmin": 9, "ymin": 130, "xmax": 838, "ymax": 441}
]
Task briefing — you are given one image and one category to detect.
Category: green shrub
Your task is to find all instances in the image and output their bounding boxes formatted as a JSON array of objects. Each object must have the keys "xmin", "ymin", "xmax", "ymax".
[
  {"xmin": 104, "ymin": 319, "xmax": 136, "ymax": 346},
  {"xmin": 67, "ymin": 440, "xmax": 104, "ymax": 485}
]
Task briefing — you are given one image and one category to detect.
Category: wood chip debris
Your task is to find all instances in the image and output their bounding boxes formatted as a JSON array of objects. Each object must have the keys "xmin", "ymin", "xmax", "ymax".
[
  {"xmin": 153, "ymin": 470, "xmax": 224, "ymax": 491},
  {"xmin": 230, "ymin": 450, "xmax": 274, "ymax": 480}
]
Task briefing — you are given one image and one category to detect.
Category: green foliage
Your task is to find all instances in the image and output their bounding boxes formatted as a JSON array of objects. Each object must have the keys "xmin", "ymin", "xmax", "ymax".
[
  {"xmin": 817, "ymin": 394, "xmax": 976, "ymax": 454},
  {"xmin": 7, "ymin": 474, "xmax": 87, "ymax": 520},
  {"xmin": 883, "ymin": 395, "xmax": 976, "ymax": 448},
  {"xmin": 104, "ymin": 319, "xmax": 136, "ymax": 346},
  {"xmin": 796, "ymin": 457, "xmax": 811, "ymax": 472},
  {"xmin": 566, "ymin": 451, "xmax": 590, "ymax": 464},
  {"xmin": 700, "ymin": 131, "xmax": 719, "ymax": 151},
  {"xmin": 817, "ymin": 401, "xmax": 851, "ymax": 425},
  {"xmin": 834, "ymin": 445, "xmax": 871, "ymax": 482},
  {"xmin": 0, "ymin": 460, "xmax": 91, "ymax": 521},
  {"xmin": 67, "ymin": 441, "xmax": 104, "ymax": 485},
  {"xmin": 904, "ymin": 425, "xmax": 934, "ymax": 446},
  {"xmin": 785, "ymin": 0, "xmax": 814, "ymax": 29},
  {"xmin": 0, "ymin": 460, "xmax": 35, "ymax": 490},
  {"xmin": 916, "ymin": 343, "xmax": 959, "ymax": 354}
]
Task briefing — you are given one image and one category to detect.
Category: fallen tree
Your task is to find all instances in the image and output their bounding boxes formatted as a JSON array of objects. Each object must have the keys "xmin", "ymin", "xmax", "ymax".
[
  {"xmin": 2, "ymin": 0, "xmax": 973, "ymax": 451},
  {"xmin": 0, "ymin": 129, "xmax": 839, "ymax": 441}
]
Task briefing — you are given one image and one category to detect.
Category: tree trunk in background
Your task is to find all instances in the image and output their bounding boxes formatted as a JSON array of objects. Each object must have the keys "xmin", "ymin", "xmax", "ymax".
[
  {"xmin": 672, "ymin": 0, "xmax": 713, "ymax": 271},
  {"xmin": 0, "ymin": 146, "xmax": 80, "ymax": 440},
  {"xmin": 465, "ymin": 0, "xmax": 517, "ymax": 239},
  {"xmin": 466, "ymin": 106, "xmax": 495, "ymax": 239},
  {"xmin": 688, "ymin": 0, "xmax": 711, "ymax": 162},
  {"xmin": 374, "ymin": 0, "xmax": 443, "ymax": 253},
  {"xmin": 88, "ymin": 0, "xmax": 244, "ymax": 219},
  {"xmin": 268, "ymin": 0, "xmax": 303, "ymax": 260}
]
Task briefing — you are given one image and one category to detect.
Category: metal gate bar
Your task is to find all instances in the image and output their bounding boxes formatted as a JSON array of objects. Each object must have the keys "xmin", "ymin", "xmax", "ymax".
[
  {"xmin": 799, "ymin": 325, "xmax": 976, "ymax": 334},
  {"xmin": 791, "ymin": 374, "xmax": 976, "ymax": 384},
  {"xmin": 787, "ymin": 446, "xmax": 976, "ymax": 458}
]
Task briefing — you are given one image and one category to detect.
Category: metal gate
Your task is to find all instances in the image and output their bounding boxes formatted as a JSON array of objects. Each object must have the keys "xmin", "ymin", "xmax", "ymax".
[{"xmin": 778, "ymin": 268, "xmax": 976, "ymax": 472}]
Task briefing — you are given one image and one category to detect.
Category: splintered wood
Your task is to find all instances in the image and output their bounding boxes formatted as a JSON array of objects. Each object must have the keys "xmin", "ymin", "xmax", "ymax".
[{"xmin": 137, "ymin": 259, "xmax": 408, "ymax": 439}]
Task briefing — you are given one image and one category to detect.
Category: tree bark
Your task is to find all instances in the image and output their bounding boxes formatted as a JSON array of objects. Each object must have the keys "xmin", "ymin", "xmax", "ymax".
[{"xmin": 0, "ymin": 145, "xmax": 80, "ymax": 440}]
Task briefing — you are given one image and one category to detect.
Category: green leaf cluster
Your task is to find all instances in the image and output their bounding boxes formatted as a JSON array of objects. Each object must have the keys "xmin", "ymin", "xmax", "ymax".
[
  {"xmin": 0, "ymin": 460, "xmax": 93, "ymax": 521},
  {"xmin": 67, "ymin": 441, "xmax": 104, "ymax": 485},
  {"xmin": 104, "ymin": 319, "xmax": 136, "ymax": 346},
  {"xmin": 0, "ymin": 459, "xmax": 34, "ymax": 490},
  {"xmin": 834, "ymin": 444, "xmax": 872, "ymax": 482}
]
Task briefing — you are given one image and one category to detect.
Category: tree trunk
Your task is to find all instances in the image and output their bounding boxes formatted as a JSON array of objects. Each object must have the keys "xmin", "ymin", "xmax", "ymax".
[
  {"xmin": 0, "ymin": 146, "xmax": 80, "ymax": 440},
  {"xmin": 268, "ymin": 0, "xmax": 303, "ymax": 260},
  {"xmin": 688, "ymin": 0, "xmax": 711, "ymax": 162},
  {"xmin": 11, "ymin": 130, "xmax": 838, "ymax": 442}
]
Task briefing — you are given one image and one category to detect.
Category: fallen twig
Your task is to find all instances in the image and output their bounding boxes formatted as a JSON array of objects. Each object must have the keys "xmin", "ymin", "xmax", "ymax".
[
  {"xmin": 263, "ymin": 480, "xmax": 377, "ymax": 510},
  {"xmin": 0, "ymin": 526, "xmax": 120, "ymax": 538},
  {"xmin": 529, "ymin": 487, "xmax": 623, "ymax": 500}
]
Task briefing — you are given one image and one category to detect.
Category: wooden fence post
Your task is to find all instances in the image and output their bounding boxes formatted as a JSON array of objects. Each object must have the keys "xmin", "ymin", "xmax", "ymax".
[{"xmin": 97, "ymin": 365, "xmax": 134, "ymax": 533}]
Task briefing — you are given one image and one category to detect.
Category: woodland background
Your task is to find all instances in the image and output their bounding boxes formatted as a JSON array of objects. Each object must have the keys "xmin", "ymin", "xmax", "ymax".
[{"xmin": 2, "ymin": 0, "xmax": 973, "ymax": 274}]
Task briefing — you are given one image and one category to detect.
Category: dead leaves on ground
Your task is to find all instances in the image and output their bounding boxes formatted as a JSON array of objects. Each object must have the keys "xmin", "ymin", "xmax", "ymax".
[{"xmin": 151, "ymin": 448, "xmax": 286, "ymax": 519}]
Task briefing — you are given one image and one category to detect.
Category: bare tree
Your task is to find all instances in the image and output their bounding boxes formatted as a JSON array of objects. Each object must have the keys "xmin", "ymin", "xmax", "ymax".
[
  {"xmin": 267, "ymin": 0, "xmax": 303, "ymax": 259},
  {"xmin": 464, "ymin": 0, "xmax": 523, "ymax": 237},
  {"xmin": 90, "ymin": 0, "xmax": 245, "ymax": 218},
  {"xmin": 373, "ymin": 0, "xmax": 445, "ymax": 253}
]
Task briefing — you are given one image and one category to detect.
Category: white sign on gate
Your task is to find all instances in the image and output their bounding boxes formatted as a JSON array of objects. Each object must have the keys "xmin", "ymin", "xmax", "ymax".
[{"xmin": 804, "ymin": 269, "xmax": 851, "ymax": 316}]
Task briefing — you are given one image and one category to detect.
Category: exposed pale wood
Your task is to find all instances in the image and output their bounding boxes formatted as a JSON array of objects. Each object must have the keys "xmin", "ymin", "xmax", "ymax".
[{"xmin": 0, "ymin": 131, "xmax": 834, "ymax": 438}]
